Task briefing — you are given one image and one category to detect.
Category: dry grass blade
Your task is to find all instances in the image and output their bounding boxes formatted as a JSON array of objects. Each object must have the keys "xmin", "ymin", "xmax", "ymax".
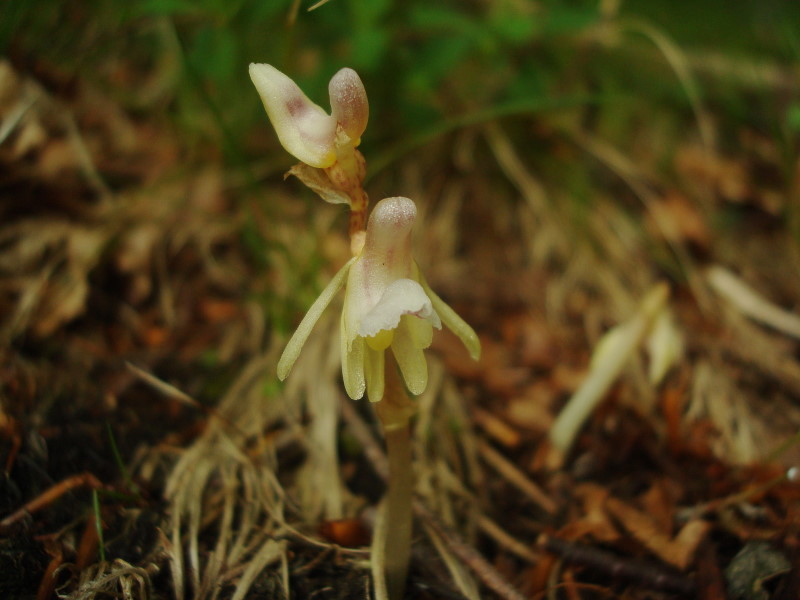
[
  {"xmin": 229, "ymin": 540, "xmax": 286, "ymax": 600},
  {"xmin": 477, "ymin": 439, "xmax": 557, "ymax": 514},
  {"xmin": 424, "ymin": 521, "xmax": 481, "ymax": 600},
  {"xmin": 162, "ymin": 352, "xmax": 290, "ymax": 600},
  {"xmin": 613, "ymin": 17, "xmax": 715, "ymax": 150},
  {"xmin": 565, "ymin": 129, "xmax": 708, "ymax": 307},
  {"xmin": 477, "ymin": 515, "xmax": 540, "ymax": 563},
  {"xmin": 61, "ymin": 559, "xmax": 157, "ymax": 600},
  {"xmin": 707, "ymin": 265, "xmax": 800, "ymax": 340},
  {"xmin": 483, "ymin": 122, "xmax": 548, "ymax": 215},
  {"xmin": 283, "ymin": 315, "xmax": 350, "ymax": 520},
  {"xmin": 370, "ymin": 500, "xmax": 390, "ymax": 600}
]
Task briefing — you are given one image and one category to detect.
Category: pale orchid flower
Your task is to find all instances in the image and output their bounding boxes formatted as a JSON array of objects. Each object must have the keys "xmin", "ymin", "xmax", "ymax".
[
  {"xmin": 249, "ymin": 63, "xmax": 368, "ymax": 169},
  {"xmin": 277, "ymin": 197, "xmax": 480, "ymax": 403}
]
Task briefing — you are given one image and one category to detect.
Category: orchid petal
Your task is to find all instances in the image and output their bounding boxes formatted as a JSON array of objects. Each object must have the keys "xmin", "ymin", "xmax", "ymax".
[
  {"xmin": 249, "ymin": 63, "xmax": 337, "ymax": 168},
  {"xmin": 364, "ymin": 347, "xmax": 385, "ymax": 402},
  {"xmin": 341, "ymin": 312, "xmax": 366, "ymax": 399},
  {"xmin": 277, "ymin": 257, "xmax": 356, "ymax": 381},
  {"xmin": 402, "ymin": 311, "xmax": 435, "ymax": 349},
  {"xmin": 329, "ymin": 68, "xmax": 369, "ymax": 143},
  {"xmin": 392, "ymin": 318, "xmax": 429, "ymax": 395},
  {"xmin": 418, "ymin": 269, "xmax": 481, "ymax": 360},
  {"xmin": 358, "ymin": 279, "xmax": 441, "ymax": 339}
]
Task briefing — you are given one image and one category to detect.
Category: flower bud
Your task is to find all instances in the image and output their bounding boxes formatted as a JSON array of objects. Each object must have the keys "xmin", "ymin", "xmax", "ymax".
[
  {"xmin": 249, "ymin": 63, "xmax": 337, "ymax": 168},
  {"xmin": 328, "ymin": 68, "xmax": 369, "ymax": 143}
]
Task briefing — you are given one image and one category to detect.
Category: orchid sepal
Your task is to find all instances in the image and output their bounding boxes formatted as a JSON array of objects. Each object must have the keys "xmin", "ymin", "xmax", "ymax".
[
  {"xmin": 418, "ymin": 269, "xmax": 481, "ymax": 361},
  {"xmin": 277, "ymin": 256, "xmax": 357, "ymax": 381}
]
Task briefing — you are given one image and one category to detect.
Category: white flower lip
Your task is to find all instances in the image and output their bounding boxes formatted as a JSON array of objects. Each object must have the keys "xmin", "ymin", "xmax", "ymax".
[
  {"xmin": 358, "ymin": 279, "xmax": 442, "ymax": 339},
  {"xmin": 276, "ymin": 196, "xmax": 481, "ymax": 403},
  {"xmin": 249, "ymin": 63, "xmax": 337, "ymax": 168}
]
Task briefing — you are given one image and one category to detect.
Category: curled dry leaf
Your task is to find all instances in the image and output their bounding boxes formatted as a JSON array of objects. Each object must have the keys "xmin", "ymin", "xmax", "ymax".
[
  {"xmin": 286, "ymin": 163, "xmax": 353, "ymax": 205},
  {"xmin": 604, "ymin": 496, "xmax": 710, "ymax": 570}
]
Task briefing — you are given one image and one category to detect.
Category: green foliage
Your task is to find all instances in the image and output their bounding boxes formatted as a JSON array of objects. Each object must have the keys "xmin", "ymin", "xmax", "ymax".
[{"xmin": 9, "ymin": 0, "xmax": 795, "ymax": 164}]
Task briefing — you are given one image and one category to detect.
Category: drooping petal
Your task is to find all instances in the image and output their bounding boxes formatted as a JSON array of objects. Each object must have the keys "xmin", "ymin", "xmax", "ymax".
[
  {"xmin": 277, "ymin": 257, "xmax": 356, "ymax": 380},
  {"xmin": 392, "ymin": 318, "xmax": 429, "ymax": 395},
  {"xmin": 341, "ymin": 312, "xmax": 366, "ymax": 399},
  {"xmin": 401, "ymin": 312, "xmax": 434, "ymax": 349},
  {"xmin": 358, "ymin": 279, "xmax": 441, "ymax": 339},
  {"xmin": 364, "ymin": 346, "xmax": 385, "ymax": 402},
  {"xmin": 249, "ymin": 63, "xmax": 337, "ymax": 168},
  {"xmin": 328, "ymin": 68, "xmax": 369, "ymax": 143},
  {"xmin": 418, "ymin": 269, "xmax": 481, "ymax": 361}
]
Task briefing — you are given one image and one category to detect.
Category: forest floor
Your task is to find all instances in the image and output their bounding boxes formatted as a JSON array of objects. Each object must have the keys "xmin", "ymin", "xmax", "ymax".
[{"xmin": 1, "ymin": 20, "xmax": 800, "ymax": 600}]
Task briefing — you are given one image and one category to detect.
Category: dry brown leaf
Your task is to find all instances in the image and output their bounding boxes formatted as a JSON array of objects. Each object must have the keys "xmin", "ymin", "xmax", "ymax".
[
  {"xmin": 566, "ymin": 484, "xmax": 620, "ymax": 543},
  {"xmin": 645, "ymin": 190, "xmax": 710, "ymax": 249},
  {"xmin": 505, "ymin": 382, "xmax": 556, "ymax": 433},
  {"xmin": 639, "ymin": 480, "xmax": 677, "ymax": 534},
  {"xmin": 605, "ymin": 495, "xmax": 710, "ymax": 570},
  {"xmin": 473, "ymin": 407, "xmax": 522, "ymax": 448},
  {"xmin": 286, "ymin": 163, "xmax": 352, "ymax": 205},
  {"xmin": 675, "ymin": 145, "xmax": 750, "ymax": 202}
]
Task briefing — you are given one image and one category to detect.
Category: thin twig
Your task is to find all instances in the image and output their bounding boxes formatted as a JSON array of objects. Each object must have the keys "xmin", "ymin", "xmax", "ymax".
[
  {"xmin": 0, "ymin": 472, "xmax": 104, "ymax": 531},
  {"xmin": 537, "ymin": 534, "xmax": 696, "ymax": 595},
  {"xmin": 477, "ymin": 440, "xmax": 557, "ymax": 514},
  {"xmin": 416, "ymin": 503, "xmax": 527, "ymax": 600},
  {"xmin": 477, "ymin": 514, "xmax": 540, "ymax": 563}
]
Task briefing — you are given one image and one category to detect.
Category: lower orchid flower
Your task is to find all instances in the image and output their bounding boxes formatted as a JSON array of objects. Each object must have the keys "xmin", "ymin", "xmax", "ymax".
[{"xmin": 277, "ymin": 196, "xmax": 480, "ymax": 402}]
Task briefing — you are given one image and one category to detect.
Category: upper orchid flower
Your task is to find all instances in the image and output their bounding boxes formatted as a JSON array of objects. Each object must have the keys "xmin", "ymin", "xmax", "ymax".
[
  {"xmin": 277, "ymin": 197, "xmax": 480, "ymax": 403},
  {"xmin": 249, "ymin": 63, "xmax": 368, "ymax": 169}
]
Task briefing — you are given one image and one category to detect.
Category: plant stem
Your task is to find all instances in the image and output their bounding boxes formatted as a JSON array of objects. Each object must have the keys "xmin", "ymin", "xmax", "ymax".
[
  {"xmin": 375, "ymin": 359, "xmax": 416, "ymax": 600},
  {"xmin": 383, "ymin": 422, "xmax": 413, "ymax": 599}
]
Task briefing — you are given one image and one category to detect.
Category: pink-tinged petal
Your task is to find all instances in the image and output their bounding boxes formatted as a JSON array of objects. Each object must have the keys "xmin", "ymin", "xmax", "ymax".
[
  {"xmin": 358, "ymin": 279, "xmax": 441, "ymax": 339},
  {"xmin": 249, "ymin": 63, "xmax": 337, "ymax": 168},
  {"xmin": 343, "ymin": 197, "xmax": 420, "ymax": 346},
  {"xmin": 391, "ymin": 321, "xmax": 428, "ymax": 395},
  {"xmin": 364, "ymin": 346, "xmax": 385, "ymax": 402},
  {"xmin": 363, "ymin": 197, "xmax": 416, "ymax": 267},
  {"xmin": 328, "ymin": 68, "xmax": 369, "ymax": 142}
]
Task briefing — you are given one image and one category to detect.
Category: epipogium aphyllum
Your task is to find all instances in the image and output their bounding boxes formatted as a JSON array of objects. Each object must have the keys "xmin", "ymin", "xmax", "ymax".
[{"xmin": 250, "ymin": 62, "xmax": 480, "ymax": 599}]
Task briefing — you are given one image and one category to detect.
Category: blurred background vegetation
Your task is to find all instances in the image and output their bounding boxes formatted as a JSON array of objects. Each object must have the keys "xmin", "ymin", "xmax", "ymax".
[
  {"xmin": 8, "ymin": 0, "xmax": 799, "ymax": 314},
  {"xmin": 4, "ymin": 0, "xmax": 800, "ymax": 429},
  {"xmin": 7, "ymin": 0, "xmax": 799, "ymax": 170}
]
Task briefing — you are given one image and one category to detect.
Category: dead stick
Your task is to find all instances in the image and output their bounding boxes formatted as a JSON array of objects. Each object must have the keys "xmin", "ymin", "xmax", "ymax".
[
  {"xmin": 416, "ymin": 501, "xmax": 527, "ymax": 600},
  {"xmin": 1, "ymin": 472, "xmax": 104, "ymax": 530},
  {"xmin": 478, "ymin": 439, "xmax": 557, "ymax": 514},
  {"xmin": 537, "ymin": 534, "xmax": 696, "ymax": 595}
]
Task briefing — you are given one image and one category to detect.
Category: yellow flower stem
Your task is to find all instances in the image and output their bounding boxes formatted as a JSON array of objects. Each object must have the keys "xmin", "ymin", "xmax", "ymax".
[
  {"xmin": 375, "ymin": 355, "xmax": 416, "ymax": 600},
  {"xmin": 348, "ymin": 186, "xmax": 369, "ymax": 239}
]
